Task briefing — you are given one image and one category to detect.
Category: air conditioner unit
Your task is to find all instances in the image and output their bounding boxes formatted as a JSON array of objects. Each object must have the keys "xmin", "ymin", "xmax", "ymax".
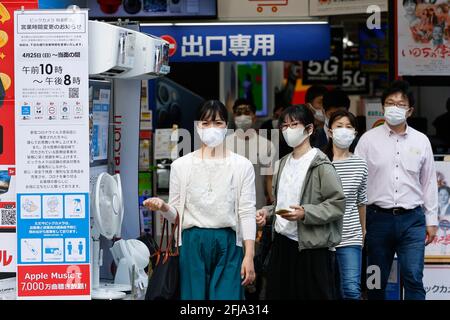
[
  {"xmin": 117, "ymin": 32, "xmax": 170, "ymax": 79},
  {"xmin": 89, "ymin": 21, "xmax": 170, "ymax": 79}
]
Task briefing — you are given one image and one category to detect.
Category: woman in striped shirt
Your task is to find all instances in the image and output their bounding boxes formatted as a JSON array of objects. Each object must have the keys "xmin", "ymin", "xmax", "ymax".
[{"xmin": 324, "ymin": 110, "xmax": 368, "ymax": 300}]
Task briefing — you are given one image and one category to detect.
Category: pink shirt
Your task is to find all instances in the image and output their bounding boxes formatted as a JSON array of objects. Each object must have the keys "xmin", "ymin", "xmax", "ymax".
[{"xmin": 355, "ymin": 123, "xmax": 438, "ymax": 226}]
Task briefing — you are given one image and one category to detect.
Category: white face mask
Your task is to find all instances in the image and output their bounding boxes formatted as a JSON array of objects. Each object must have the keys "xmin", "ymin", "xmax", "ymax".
[
  {"xmin": 197, "ymin": 127, "xmax": 227, "ymax": 148},
  {"xmin": 272, "ymin": 119, "xmax": 279, "ymax": 129},
  {"xmin": 384, "ymin": 106, "xmax": 408, "ymax": 126},
  {"xmin": 314, "ymin": 109, "xmax": 326, "ymax": 122},
  {"xmin": 234, "ymin": 115, "xmax": 253, "ymax": 132},
  {"xmin": 282, "ymin": 126, "xmax": 311, "ymax": 148},
  {"xmin": 332, "ymin": 128, "xmax": 356, "ymax": 149}
]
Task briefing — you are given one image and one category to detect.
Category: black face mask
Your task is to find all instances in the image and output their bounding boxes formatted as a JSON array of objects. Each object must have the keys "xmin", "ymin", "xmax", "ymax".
[{"xmin": 0, "ymin": 77, "xmax": 5, "ymax": 108}]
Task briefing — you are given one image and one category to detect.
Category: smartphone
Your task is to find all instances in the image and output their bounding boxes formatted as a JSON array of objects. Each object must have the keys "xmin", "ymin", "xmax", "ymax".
[{"xmin": 275, "ymin": 209, "xmax": 292, "ymax": 216}]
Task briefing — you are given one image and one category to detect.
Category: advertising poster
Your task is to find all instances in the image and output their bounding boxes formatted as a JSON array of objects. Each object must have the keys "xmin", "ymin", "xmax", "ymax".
[
  {"xmin": 303, "ymin": 27, "xmax": 343, "ymax": 85},
  {"xmin": 309, "ymin": 0, "xmax": 387, "ymax": 16},
  {"xmin": 342, "ymin": 45, "xmax": 369, "ymax": 94},
  {"xmin": 364, "ymin": 98, "xmax": 385, "ymax": 131},
  {"xmin": 423, "ymin": 265, "xmax": 450, "ymax": 300},
  {"xmin": 1, "ymin": 1, "xmax": 38, "ymax": 165},
  {"xmin": 396, "ymin": 0, "xmax": 450, "ymax": 76},
  {"xmin": 236, "ymin": 61, "xmax": 268, "ymax": 116},
  {"xmin": 0, "ymin": 0, "xmax": 38, "ymax": 300},
  {"xmin": 14, "ymin": 9, "xmax": 90, "ymax": 299},
  {"xmin": 359, "ymin": 23, "xmax": 389, "ymax": 73},
  {"xmin": 426, "ymin": 161, "xmax": 450, "ymax": 260},
  {"xmin": 89, "ymin": 80, "xmax": 111, "ymax": 167}
]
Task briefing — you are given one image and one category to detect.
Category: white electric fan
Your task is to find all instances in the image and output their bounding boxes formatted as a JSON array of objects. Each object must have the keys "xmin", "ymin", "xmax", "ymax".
[
  {"xmin": 91, "ymin": 172, "xmax": 128, "ymax": 300},
  {"xmin": 110, "ymin": 239, "xmax": 150, "ymax": 297}
]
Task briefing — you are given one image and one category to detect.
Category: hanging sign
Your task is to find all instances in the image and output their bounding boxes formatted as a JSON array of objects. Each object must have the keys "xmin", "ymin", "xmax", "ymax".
[
  {"xmin": 302, "ymin": 27, "xmax": 343, "ymax": 85},
  {"xmin": 342, "ymin": 46, "xmax": 369, "ymax": 94},
  {"xmin": 14, "ymin": 9, "xmax": 90, "ymax": 299},
  {"xmin": 141, "ymin": 23, "xmax": 331, "ymax": 62}
]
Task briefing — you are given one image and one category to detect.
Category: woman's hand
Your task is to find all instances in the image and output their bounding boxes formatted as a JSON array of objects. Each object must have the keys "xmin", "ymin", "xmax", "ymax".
[
  {"xmin": 143, "ymin": 197, "xmax": 169, "ymax": 212},
  {"xmin": 241, "ymin": 255, "xmax": 256, "ymax": 286},
  {"xmin": 256, "ymin": 208, "xmax": 268, "ymax": 227}
]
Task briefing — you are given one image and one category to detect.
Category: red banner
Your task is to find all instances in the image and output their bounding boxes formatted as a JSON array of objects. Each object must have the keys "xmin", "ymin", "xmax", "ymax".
[
  {"xmin": 17, "ymin": 264, "xmax": 90, "ymax": 297},
  {"xmin": 0, "ymin": 1, "xmax": 38, "ymax": 165}
]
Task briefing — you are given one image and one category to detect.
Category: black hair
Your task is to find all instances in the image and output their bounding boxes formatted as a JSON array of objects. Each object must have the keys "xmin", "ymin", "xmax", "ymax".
[
  {"xmin": 381, "ymin": 80, "xmax": 415, "ymax": 108},
  {"xmin": 323, "ymin": 89, "xmax": 351, "ymax": 111},
  {"xmin": 323, "ymin": 110, "xmax": 358, "ymax": 161},
  {"xmin": 197, "ymin": 100, "xmax": 228, "ymax": 123},
  {"xmin": 305, "ymin": 85, "xmax": 328, "ymax": 104},
  {"xmin": 447, "ymin": 98, "xmax": 450, "ymax": 111},
  {"xmin": 273, "ymin": 103, "xmax": 287, "ymax": 113},
  {"xmin": 439, "ymin": 186, "xmax": 450, "ymax": 196},
  {"xmin": 278, "ymin": 104, "xmax": 315, "ymax": 130},
  {"xmin": 232, "ymin": 98, "xmax": 257, "ymax": 114}
]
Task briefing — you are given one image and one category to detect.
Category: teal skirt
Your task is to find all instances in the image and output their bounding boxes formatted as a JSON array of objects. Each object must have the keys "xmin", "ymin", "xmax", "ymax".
[{"xmin": 179, "ymin": 227, "xmax": 244, "ymax": 300}]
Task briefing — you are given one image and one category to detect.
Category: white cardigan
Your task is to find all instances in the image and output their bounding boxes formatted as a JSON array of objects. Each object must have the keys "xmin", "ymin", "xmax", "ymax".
[{"xmin": 160, "ymin": 151, "xmax": 256, "ymax": 247}]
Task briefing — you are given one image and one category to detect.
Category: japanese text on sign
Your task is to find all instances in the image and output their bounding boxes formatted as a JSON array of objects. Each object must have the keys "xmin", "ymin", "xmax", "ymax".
[{"xmin": 181, "ymin": 34, "xmax": 275, "ymax": 57}]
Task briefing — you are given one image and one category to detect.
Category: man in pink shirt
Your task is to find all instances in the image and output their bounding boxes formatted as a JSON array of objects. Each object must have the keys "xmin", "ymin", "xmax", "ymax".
[{"xmin": 355, "ymin": 80, "xmax": 438, "ymax": 300}]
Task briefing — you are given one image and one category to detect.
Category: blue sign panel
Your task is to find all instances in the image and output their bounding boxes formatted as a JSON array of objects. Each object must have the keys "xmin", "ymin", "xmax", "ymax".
[
  {"xmin": 141, "ymin": 23, "xmax": 331, "ymax": 62},
  {"xmin": 17, "ymin": 193, "xmax": 90, "ymax": 265}
]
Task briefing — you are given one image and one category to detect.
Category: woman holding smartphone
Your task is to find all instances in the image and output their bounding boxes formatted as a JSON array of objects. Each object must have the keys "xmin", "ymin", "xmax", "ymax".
[
  {"xmin": 324, "ymin": 110, "xmax": 368, "ymax": 300},
  {"xmin": 144, "ymin": 100, "xmax": 256, "ymax": 300},
  {"xmin": 256, "ymin": 105, "xmax": 345, "ymax": 300}
]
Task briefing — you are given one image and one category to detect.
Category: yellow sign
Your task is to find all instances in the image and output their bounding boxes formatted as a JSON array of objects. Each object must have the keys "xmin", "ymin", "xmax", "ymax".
[
  {"xmin": 0, "ymin": 72, "xmax": 11, "ymax": 91},
  {"xmin": 0, "ymin": 2, "xmax": 11, "ymax": 24},
  {"xmin": 0, "ymin": 30, "xmax": 8, "ymax": 48}
]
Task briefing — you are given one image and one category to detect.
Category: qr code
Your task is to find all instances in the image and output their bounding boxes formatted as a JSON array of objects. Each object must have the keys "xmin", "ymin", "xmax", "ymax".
[
  {"xmin": 1, "ymin": 208, "xmax": 16, "ymax": 226},
  {"xmin": 69, "ymin": 87, "xmax": 79, "ymax": 99}
]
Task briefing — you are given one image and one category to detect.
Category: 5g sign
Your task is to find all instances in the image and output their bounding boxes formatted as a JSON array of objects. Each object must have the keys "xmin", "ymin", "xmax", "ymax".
[
  {"xmin": 302, "ymin": 27, "xmax": 343, "ymax": 85},
  {"xmin": 342, "ymin": 46, "xmax": 369, "ymax": 94},
  {"xmin": 306, "ymin": 56, "xmax": 340, "ymax": 77},
  {"xmin": 343, "ymin": 70, "xmax": 366, "ymax": 88}
]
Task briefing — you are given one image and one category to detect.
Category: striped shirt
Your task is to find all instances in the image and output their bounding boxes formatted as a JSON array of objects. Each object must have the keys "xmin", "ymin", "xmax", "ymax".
[{"xmin": 333, "ymin": 155, "xmax": 368, "ymax": 247}]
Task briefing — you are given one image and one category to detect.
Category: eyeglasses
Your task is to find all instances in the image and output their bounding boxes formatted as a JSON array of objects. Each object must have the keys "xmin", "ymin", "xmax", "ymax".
[
  {"xmin": 280, "ymin": 121, "xmax": 303, "ymax": 131},
  {"xmin": 384, "ymin": 101, "xmax": 410, "ymax": 109},
  {"xmin": 197, "ymin": 120, "xmax": 227, "ymax": 129}
]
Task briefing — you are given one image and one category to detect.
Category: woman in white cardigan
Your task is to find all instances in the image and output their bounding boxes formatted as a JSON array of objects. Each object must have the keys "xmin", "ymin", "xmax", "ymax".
[{"xmin": 144, "ymin": 100, "xmax": 256, "ymax": 300}]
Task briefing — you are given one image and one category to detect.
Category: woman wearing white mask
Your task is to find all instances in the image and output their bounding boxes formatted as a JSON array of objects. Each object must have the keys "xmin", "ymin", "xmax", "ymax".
[
  {"xmin": 324, "ymin": 110, "xmax": 368, "ymax": 300},
  {"xmin": 144, "ymin": 100, "xmax": 256, "ymax": 300},
  {"xmin": 255, "ymin": 105, "xmax": 345, "ymax": 300}
]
